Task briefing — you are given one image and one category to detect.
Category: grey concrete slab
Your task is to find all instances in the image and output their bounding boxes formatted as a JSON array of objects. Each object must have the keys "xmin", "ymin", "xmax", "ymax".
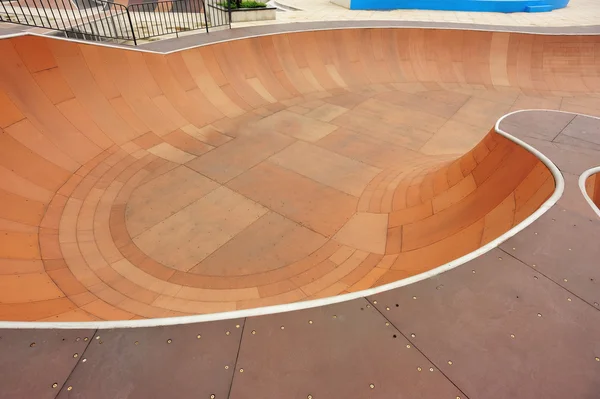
[
  {"xmin": 57, "ymin": 320, "xmax": 244, "ymax": 399},
  {"xmin": 229, "ymin": 299, "xmax": 464, "ymax": 399},
  {"xmin": 0, "ymin": 329, "xmax": 95, "ymax": 399},
  {"xmin": 370, "ymin": 248, "xmax": 600, "ymax": 399}
]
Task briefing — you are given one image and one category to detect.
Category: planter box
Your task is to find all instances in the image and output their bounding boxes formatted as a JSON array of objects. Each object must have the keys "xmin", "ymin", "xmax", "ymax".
[{"xmin": 210, "ymin": 4, "xmax": 276, "ymax": 22}]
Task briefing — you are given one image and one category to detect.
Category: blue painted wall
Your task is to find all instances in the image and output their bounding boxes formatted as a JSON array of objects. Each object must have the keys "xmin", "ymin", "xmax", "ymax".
[{"xmin": 349, "ymin": 0, "xmax": 569, "ymax": 12}]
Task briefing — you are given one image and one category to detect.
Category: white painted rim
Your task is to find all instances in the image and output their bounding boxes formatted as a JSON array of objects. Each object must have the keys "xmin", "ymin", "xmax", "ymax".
[
  {"xmin": 579, "ymin": 167, "xmax": 600, "ymax": 218},
  {"xmin": 0, "ymin": 109, "xmax": 566, "ymax": 329}
]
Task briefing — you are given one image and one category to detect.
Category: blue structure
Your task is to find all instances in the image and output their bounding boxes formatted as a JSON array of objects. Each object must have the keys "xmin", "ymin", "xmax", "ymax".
[{"xmin": 349, "ymin": 0, "xmax": 569, "ymax": 12}]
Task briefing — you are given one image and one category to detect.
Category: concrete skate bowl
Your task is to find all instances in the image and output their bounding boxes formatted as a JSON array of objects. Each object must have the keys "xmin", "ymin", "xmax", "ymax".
[
  {"xmin": 584, "ymin": 171, "xmax": 600, "ymax": 211},
  {"xmin": 1, "ymin": 28, "xmax": 599, "ymax": 323}
]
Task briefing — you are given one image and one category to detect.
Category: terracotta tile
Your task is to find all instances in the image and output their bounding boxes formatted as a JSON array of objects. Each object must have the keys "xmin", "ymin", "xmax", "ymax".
[
  {"xmin": 453, "ymin": 97, "xmax": 511, "ymax": 129},
  {"xmin": 257, "ymin": 280, "xmax": 299, "ymax": 298},
  {"xmin": 61, "ymin": 242, "xmax": 102, "ymax": 288},
  {"xmin": 191, "ymin": 212, "xmax": 326, "ymax": 277},
  {"xmin": 0, "ymin": 231, "xmax": 40, "ymax": 259},
  {"xmin": 269, "ymin": 141, "xmax": 381, "ymax": 197},
  {"xmin": 152, "ymin": 295, "xmax": 236, "ymax": 314},
  {"xmin": 389, "ymin": 201, "xmax": 433, "ymax": 228},
  {"xmin": 348, "ymin": 266, "xmax": 389, "ymax": 291},
  {"xmin": 95, "ymin": 155, "xmax": 137, "ymax": 190},
  {"xmin": 333, "ymin": 212, "xmax": 388, "ymax": 254},
  {"xmin": 186, "ymin": 132, "xmax": 293, "ymax": 183},
  {"xmin": 374, "ymin": 89, "xmax": 468, "ymax": 119},
  {"xmin": 0, "ymin": 128, "xmax": 72, "ymax": 191},
  {"xmin": 87, "ymin": 281, "xmax": 129, "ymax": 308},
  {"xmin": 287, "ymin": 105, "xmax": 310, "ymax": 115},
  {"xmin": 148, "ymin": 142, "xmax": 196, "ymax": 164},
  {"xmin": 376, "ymin": 254, "xmax": 398, "ymax": 270},
  {"xmin": 82, "ymin": 299, "xmax": 135, "ymax": 320},
  {"xmin": 459, "ymin": 151, "xmax": 478, "ymax": 178},
  {"xmin": 138, "ymin": 257, "xmax": 175, "ymax": 281},
  {"xmin": 0, "ymin": 91, "xmax": 24, "ymax": 128},
  {"xmin": 33, "ymin": 67, "xmax": 74, "ymax": 104},
  {"xmin": 163, "ymin": 129, "xmax": 214, "ymax": 156},
  {"xmin": 514, "ymin": 161, "xmax": 553, "ymax": 210},
  {"xmin": 0, "ymin": 297, "xmax": 76, "ymax": 321},
  {"xmin": 331, "ymin": 108, "xmax": 432, "ymax": 151},
  {"xmin": 0, "ymin": 188, "xmax": 45, "ymax": 226},
  {"xmin": 432, "ymin": 174, "xmax": 477, "ymax": 213},
  {"xmin": 228, "ymin": 162, "xmax": 357, "ymax": 237},
  {"xmin": 403, "ymin": 143, "xmax": 537, "ymax": 251},
  {"xmin": 110, "ymin": 278, "xmax": 161, "ymax": 305},
  {"xmin": 39, "ymin": 230, "xmax": 62, "ymax": 259},
  {"xmin": 341, "ymin": 253, "xmax": 383, "ymax": 287},
  {"xmin": 250, "ymin": 110, "xmax": 337, "ymax": 142},
  {"xmin": 41, "ymin": 308, "xmax": 100, "ymax": 322},
  {"xmin": 133, "ymin": 132, "xmax": 163, "ymax": 149},
  {"xmin": 328, "ymin": 245, "xmax": 355, "ymax": 265},
  {"xmin": 125, "ymin": 165, "xmax": 218, "ymax": 237},
  {"xmin": 316, "ymin": 127, "xmax": 421, "ymax": 169},
  {"xmin": 290, "ymin": 259, "xmax": 338, "ymax": 288},
  {"xmin": 305, "ymin": 103, "xmax": 349, "ymax": 122},
  {"xmin": 58, "ymin": 197, "xmax": 82, "ymax": 244},
  {"xmin": 300, "ymin": 250, "xmax": 368, "ymax": 296},
  {"xmin": 446, "ymin": 160, "xmax": 464, "ymax": 187},
  {"xmin": 308, "ymin": 281, "xmax": 348, "ymax": 299},
  {"xmin": 176, "ymin": 285, "xmax": 260, "ymax": 302},
  {"xmin": 69, "ymin": 291, "xmax": 97, "ymax": 307},
  {"xmin": 236, "ymin": 289, "xmax": 306, "ymax": 310},
  {"xmin": 0, "ymin": 259, "xmax": 44, "ymax": 275},
  {"xmin": 116, "ymin": 298, "xmax": 174, "ymax": 318},
  {"xmin": 12, "ymin": 35, "xmax": 57, "ymax": 72},
  {"xmin": 374, "ymin": 269, "xmax": 412, "ymax": 287},
  {"xmin": 513, "ymin": 176, "xmax": 554, "ymax": 224},
  {"xmin": 356, "ymin": 98, "xmax": 447, "ymax": 134},
  {"xmin": 324, "ymin": 92, "xmax": 367, "ymax": 108},
  {"xmin": 47, "ymin": 268, "xmax": 88, "ymax": 296},
  {"xmin": 57, "ymin": 174, "xmax": 83, "ymax": 197},
  {"xmin": 0, "ymin": 273, "xmax": 64, "ymax": 302},
  {"xmin": 0, "ymin": 164, "xmax": 52, "ymax": 203},
  {"xmin": 481, "ymin": 194, "xmax": 516, "ymax": 245},
  {"xmin": 0, "ymin": 218, "xmax": 38, "ymax": 234},
  {"xmin": 43, "ymin": 258, "xmax": 68, "ymax": 271},
  {"xmin": 385, "ymin": 226, "xmax": 403, "ymax": 254},
  {"xmin": 393, "ymin": 219, "xmax": 485, "ymax": 275},
  {"xmin": 180, "ymin": 124, "xmax": 233, "ymax": 147},
  {"xmin": 134, "ymin": 186, "xmax": 267, "ymax": 271}
]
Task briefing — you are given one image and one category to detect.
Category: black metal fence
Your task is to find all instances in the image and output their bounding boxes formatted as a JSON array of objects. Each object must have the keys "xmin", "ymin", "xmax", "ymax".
[{"xmin": 0, "ymin": 0, "xmax": 230, "ymax": 45}]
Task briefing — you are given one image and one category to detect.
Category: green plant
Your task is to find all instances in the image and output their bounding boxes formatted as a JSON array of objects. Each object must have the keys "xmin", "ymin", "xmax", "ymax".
[{"xmin": 218, "ymin": 0, "xmax": 267, "ymax": 8}]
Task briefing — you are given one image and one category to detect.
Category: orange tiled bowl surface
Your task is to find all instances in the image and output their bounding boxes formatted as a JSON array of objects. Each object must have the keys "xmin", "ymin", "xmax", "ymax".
[
  {"xmin": 585, "ymin": 172, "xmax": 600, "ymax": 210},
  {"xmin": 1, "ymin": 29, "xmax": 599, "ymax": 322}
]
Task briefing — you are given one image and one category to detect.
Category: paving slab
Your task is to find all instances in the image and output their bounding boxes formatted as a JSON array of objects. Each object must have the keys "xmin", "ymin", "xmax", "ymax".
[
  {"xmin": 229, "ymin": 299, "xmax": 464, "ymax": 399},
  {"xmin": 56, "ymin": 320, "xmax": 244, "ymax": 399},
  {"xmin": 0, "ymin": 329, "xmax": 95, "ymax": 399},
  {"xmin": 370, "ymin": 248, "xmax": 600, "ymax": 399}
]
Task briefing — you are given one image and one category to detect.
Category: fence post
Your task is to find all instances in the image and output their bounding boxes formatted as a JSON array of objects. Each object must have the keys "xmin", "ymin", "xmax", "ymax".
[
  {"xmin": 202, "ymin": 0, "xmax": 209, "ymax": 33},
  {"xmin": 227, "ymin": 0, "xmax": 231, "ymax": 27},
  {"xmin": 125, "ymin": 7, "xmax": 137, "ymax": 45}
]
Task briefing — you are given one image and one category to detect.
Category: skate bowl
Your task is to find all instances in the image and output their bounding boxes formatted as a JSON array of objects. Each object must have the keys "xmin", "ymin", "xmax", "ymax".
[
  {"xmin": 584, "ymin": 171, "xmax": 600, "ymax": 211},
  {"xmin": 0, "ymin": 28, "xmax": 599, "ymax": 324}
]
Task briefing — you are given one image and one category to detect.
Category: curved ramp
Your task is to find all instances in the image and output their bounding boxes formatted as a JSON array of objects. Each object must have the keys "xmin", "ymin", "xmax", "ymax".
[
  {"xmin": 0, "ymin": 29, "xmax": 598, "ymax": 322},
  {"xmin": 585, "ymin": 172, "xmax": 600, "ymax": 210}
]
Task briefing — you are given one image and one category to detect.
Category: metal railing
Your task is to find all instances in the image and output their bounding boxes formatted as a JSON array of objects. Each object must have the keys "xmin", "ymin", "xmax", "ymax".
[{"xmin": 0, "ymin": 0, "xmax": 230, "ymax": 45}]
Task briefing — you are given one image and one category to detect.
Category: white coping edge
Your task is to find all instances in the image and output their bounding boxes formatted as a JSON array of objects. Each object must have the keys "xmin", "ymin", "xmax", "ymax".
[
  {"xmin": 579, "ymin": 167, "xmax": 600, "ymax": 218},
  {"xmin": 0, "ymin": 22, "xmax": 598, "ymax": 56},
  {"xmin": 0, "ymin": 109, "xmax": 566, "ymax": 330}
]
